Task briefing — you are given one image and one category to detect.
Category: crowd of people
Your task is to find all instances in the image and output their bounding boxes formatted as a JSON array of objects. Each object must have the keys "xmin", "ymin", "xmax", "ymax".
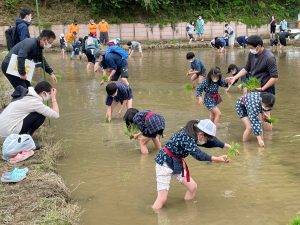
[{"xmin": 1, "ymin": 8, "xmax": 281, "ymax": 211}]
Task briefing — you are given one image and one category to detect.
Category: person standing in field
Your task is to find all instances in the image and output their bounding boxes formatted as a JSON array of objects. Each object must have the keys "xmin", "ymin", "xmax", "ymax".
[
  {"xmin": 98, "ymin": 18, "xmax": 109, "ymax": 44},
  {"xmin": 16, "ymin": 8, "xmax": 32, "ymax": 42},
  {"xmin": 225, "ymin": 23, "xmax": 235, "ymax": 48},
  {"xmin": 88, "ymin": 19, "xmax": 97, "ymax": 37},
  {"xmin": 270, "ymin": 16, "xmax": 277, "ymax": 38},
  {"xmin": 196, "ymin": 16, "xmax": 204, "ymax": 41},
  {"xmin": 226, "ymin": 35, "xmax": 279, "ymax": 131}
]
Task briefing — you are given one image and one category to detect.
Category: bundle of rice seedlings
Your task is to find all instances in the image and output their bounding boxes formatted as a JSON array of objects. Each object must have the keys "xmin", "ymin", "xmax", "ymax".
[
  {"xmin": 101, "ymin": 75, "xmax": 109, "ymax": 82},
  {"xmin": 55, "ymin": 74, "xmax": 62, "ymax": 81},
  {"xmin": 288, "ymin": 216, "xmax": 300, "ymax": 225},
  {"xmin": 264, "ymin": 116, "xmax": 278, "ymax": 124},
  {"xmin": 242, "ymin": 77, "xmax": 260, "ymax": 91},
  {"xmin": 183, "ymin": 83, "xmax": 193, "ymax": 90},
  {"xmin": 227, "ymin": 143, "xmax": 240, "ymax": 160},
  {"xmin": 123, "ymin": 124, "xmax": 140, "ymax": 139}
]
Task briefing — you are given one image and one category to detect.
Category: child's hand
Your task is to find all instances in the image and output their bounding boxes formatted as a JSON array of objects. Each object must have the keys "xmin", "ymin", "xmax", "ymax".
[
  {"xmin": 212, "ymin": 155, "xmax": 229, "ymax": 163},
  {"xmin": 133, "ymin": 133, "xmax": 140, "ymax": 140}
]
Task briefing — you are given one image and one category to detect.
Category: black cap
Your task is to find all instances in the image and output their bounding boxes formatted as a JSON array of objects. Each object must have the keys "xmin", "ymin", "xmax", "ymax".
[{"xmin": 227, "ymin": 64, "xmax": 238, "ymax": 74}]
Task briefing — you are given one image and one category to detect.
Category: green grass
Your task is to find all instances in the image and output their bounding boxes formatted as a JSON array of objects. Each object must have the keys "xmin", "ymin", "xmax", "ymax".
[
  {"xmin": 227, "ymin": 143, "xmax": 240, "ymax": 160},
  {"xmin": 289, "ymin": 216, "xmax": 300, "ymax": 225},
  {"xmin": 183, "ymin": 83, "xmax": 193, "ymax": 90},
  {"xmin": 242, "ymin": 77, "xmax": 260, "ymax": 91},
  {"xmin": 123, "ymin": 124, "xmax": 140, "ymax": 139}
]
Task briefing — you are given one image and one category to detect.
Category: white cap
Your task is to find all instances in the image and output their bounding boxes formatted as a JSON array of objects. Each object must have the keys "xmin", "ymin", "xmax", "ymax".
[
  {"xmin": 196, "ymin": 119, "xmax": 216, "ymax": 136},
  {"xmin": 60, "ymin": 34, "xmax": 64, "ymax": 38}
]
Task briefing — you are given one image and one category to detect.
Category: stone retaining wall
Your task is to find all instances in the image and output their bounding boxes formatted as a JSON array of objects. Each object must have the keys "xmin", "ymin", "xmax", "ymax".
[{"xmin": 0, "ymin": 22, "xmax": 270, "ymax": 46}]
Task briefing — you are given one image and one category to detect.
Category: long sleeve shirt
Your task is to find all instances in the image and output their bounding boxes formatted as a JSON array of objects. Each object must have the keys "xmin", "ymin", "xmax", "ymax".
[
  {"xmin": 3, "ymin": 38, "xmax": 53, "ymax": 76},
  {"xmin": 155, "ymin": 129, "xmax": 212, "ymax": 174}
]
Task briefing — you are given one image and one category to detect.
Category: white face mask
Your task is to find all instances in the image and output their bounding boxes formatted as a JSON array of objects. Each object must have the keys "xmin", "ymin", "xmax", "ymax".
[
  {"xmin": 231, "ymin": 69, "xmax": 237, "ymax": 75},
  {"xmin": 189, "ymin": 60, "xmax": 194, "ymax": 63},
  {"xmin": 44, "ymin": 40, "xmax": 52, "ymax": 48},
  {"xmin": 42, "ymin": 92, "xmax": 51, "ymax": 102},
  {"xmin": 197, "ymin": 140, "xmax": 206, "ymax": 145},
  {"xmin": 250, "ymin": 48, "xmax": 258, "ymax": 54}
]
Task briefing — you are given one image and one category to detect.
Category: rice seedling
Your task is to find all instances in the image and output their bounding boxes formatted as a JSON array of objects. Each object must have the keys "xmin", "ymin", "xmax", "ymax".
[
  {"xmin": 288, "ymin": 216, "xmax": 300, "ymax": 225},
  {"xmin": 101, "ymin": 75, "xmax": 109, "ymax": 82},
  {"xmin": 242, "ymin": 77, "xmax": 260, "ymax": 91},
  {"xmin": 264, "ymin": 116, "xmax": 278, "ymax": 124},
  {"xmin": 183, "ymin": 83, "xmax": 193, "ymax": 90},
  {"xmin": 123, "ymin": 124, "xmax": 140, "ymax": 139},
  {"xmin": 227, "ymin": 143, "xmax": 240, "ymax": 160},
  {"xmin": 55, "ymin": 74, "xmax": 62, "ymax": 81}
]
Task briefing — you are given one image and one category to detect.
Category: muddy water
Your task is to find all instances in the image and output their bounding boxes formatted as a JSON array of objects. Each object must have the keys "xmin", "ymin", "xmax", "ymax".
[{"xmin": 45, "ymin": 48, "xmax": 300, "ymax": 225}]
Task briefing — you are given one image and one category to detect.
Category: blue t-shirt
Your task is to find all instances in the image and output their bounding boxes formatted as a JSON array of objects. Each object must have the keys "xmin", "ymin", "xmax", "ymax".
[
  {"xmin": 191, "ymin": 58, "xmax": 206, "ymax": 76},
  {"xmin": 101, "ymin": 52, "xmax": 128, "ymax": 71}
]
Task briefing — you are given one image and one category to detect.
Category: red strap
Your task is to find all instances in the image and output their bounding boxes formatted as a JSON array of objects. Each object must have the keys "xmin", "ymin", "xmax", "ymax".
[
  {"xmin": 163, "ymin": 147, "xmax": 190, "ymax": 182},
  {"xmin": 145, "ymin": 111, "xmax": 155, "ymax": 120},
  {"xmin": 207, "ymin": 93, "xmax": 221, "ymax": 103}
]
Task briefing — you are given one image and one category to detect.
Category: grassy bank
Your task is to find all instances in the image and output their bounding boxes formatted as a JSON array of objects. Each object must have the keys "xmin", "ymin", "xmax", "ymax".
[
  {"xmin": 0, "ymin": 78, "xmax": 80, "ymax": 225},
  {"xmin": 0, "ymin": 0, "xmax": 298, "ymax": 27}
]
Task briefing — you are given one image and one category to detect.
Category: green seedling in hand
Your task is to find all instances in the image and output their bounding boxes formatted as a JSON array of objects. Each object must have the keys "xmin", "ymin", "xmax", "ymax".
[
  {"xmin": 227, "ymin": 143, "xmax": 240, "ymax": 160},
  {"xmin": 242, "ymin": 77, "xmax": 260, "ymax": 91},
  {"xmin": 56, "ymin": 74, "xmax": 62, "ymax": 81},
  {"xmin": 183, "ymin": 83, "xmax": 193, "ymax": 90},
  {"xmin": 101, "ymin": 75, "xmax": 109, "ymax": 82},
  {"xmin": 123, "ymin": 124, "xmax": 140, "ymax": 139},
  {"xmin": 264, "ymin": 116, "xmax": 278, "ymax": 124}
]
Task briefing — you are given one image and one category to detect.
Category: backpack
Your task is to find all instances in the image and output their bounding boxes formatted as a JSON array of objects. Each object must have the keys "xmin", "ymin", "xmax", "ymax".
[
  {"xmin": 2, "ymin": 134, "xmax": 36, "ymax": 161},
  {"xmin": 5, "ymin": 26, "xmax": 20, "ymax": 50},
  {"xmin": 86, "ymin": 36, "xmax": 94, "ymax": 46},
  {"xmin": 106, "ymin": 46, "xmax": 128, "ymax": 59}
]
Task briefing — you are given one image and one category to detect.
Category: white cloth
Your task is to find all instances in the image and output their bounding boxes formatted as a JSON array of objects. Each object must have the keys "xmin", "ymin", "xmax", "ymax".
[{"xmin": 0, "ymin": 87, "xmax": 59, "ymax": 137}]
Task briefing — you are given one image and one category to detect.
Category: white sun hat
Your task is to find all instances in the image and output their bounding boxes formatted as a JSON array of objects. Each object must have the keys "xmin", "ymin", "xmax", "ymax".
[{"xmin": 196, "ymin": 119, "xmax": 216, "ymax": 136}]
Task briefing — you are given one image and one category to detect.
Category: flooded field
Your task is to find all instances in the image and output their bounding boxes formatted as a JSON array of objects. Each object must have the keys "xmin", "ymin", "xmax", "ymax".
[{"xmin": 45, "ymin": 48, "xmax": 300, "ymax": 225}]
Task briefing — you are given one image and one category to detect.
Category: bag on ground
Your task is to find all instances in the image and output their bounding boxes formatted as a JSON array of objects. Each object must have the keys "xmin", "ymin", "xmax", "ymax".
[{"xmin": 2, "ymin": 134, "xmax": 36, "ymax": 161}]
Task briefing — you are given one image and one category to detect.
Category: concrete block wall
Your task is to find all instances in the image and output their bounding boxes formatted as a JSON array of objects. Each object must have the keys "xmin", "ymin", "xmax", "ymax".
[{"xmin": 0, "ymin": 21, "xmax": 270, "ymax": 46}]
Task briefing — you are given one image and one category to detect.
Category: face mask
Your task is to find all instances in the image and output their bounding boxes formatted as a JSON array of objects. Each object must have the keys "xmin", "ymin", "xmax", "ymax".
[
  {"xmin": 189, "ymin": 60, "xmax": 194, "ymax": 63},
  {"xmin": 44, "ymin": 40, "xmax": 52, "ymax": 48},
  {"xmin": 231, "ymin": 69, "xmax": 237, "ymax": 75},
  {"xmin": 212, "ymin": 78, "xmax": 219, "ymax": 82},
  {"xmin": 250, "ymin": 47, "xmax": 259, "ymax": 54},
  {"xmin": 27, "ymin": 16, "xmax": 32, "ymax": 22},
  {"xmin": 43, "ymin": 92, "xmax": 51, "ymax": 102}
]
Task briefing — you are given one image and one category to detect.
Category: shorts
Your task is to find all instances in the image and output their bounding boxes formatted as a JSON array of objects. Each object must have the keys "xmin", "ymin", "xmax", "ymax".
[
  {"xmin": 279, "ymin": 38, "xmax": 287, "ymax": 46},
  {"xmin": 188, "ymin": 33, "xmax": 194, "ymax": 39},
  {"xmin": 270, "ymin": 25, "xmax": 276, "ymax": 34},
  {"xmin": 111, "ymin": 66, "xmax": 129, "ymax": 81},
  {"xmin": 143, "ymin": 129, "xmax": 164, "ymax": 138},
  {"xmin": 155, "ymin": 163, "xmax": 185, "ymax": 192},
  {"xmin": 86, "ymin": 48, "xmax": 96, "ymax": 63}
]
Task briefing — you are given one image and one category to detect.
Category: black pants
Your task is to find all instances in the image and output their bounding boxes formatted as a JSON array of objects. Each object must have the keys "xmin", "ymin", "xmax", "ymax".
[
  {"xmin": 19, "ymin": 112, "xmax": 46, "ymax": 136},
  {"xmin": 1, "ymin": 62, "xmax": 31, "ymax": 89},
  {"xmin": 100, "ymin": 32, "xmax": 109, "ymax": 44}
]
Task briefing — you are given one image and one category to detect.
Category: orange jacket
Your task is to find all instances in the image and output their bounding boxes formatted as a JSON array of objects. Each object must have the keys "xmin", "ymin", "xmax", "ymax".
[
  {"xmin": 98, "ymin": 22, "xmax": 109, "ymax": 32},
  {"xmin": 69, "ymin": 23, "xmax": 79, "ymax": 34},
  {"xmin": 65, "ymin": 33, "xmax": 75, "ymax": 44},
  {"xmin": 88, "ymin": 23, "xmax": 97, "ymax": 33}
]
